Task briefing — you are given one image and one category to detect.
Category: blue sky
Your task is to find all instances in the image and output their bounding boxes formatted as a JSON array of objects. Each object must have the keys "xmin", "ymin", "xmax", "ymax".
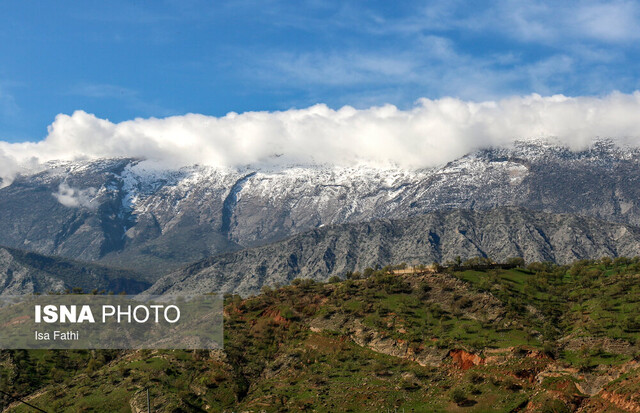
[{"xmin": 1, "ymin": 0, "xmax": 640, "ymax": 142}]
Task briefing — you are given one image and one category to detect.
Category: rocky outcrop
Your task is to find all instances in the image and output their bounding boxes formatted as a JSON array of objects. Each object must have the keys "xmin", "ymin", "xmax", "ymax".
[
  {"xmin": 309, "ymin": 314, "xmax": 449, "ymax": 367},
  {"xmin": 560, "ymin": 336, "xmax": 638, "ymax": 356}
]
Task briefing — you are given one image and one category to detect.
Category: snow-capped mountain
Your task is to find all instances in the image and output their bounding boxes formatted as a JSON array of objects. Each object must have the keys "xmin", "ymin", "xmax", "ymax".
[{"xmin": 1, "ymin": 140, "xmax": 639, "ymax": 278}]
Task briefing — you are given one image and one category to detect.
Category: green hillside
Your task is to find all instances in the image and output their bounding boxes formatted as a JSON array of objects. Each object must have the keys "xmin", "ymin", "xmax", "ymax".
[{"xmin": 2, "ymin": 258, "xmax": 640, "ymax": 412}]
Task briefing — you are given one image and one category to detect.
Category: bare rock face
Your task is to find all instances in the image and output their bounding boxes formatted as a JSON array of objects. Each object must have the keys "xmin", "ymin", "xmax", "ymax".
[
  {"xmin": 145, "ymin": 207, "xmax": 640, "ymax": 296},
  {"xmin": 1, "ymin": 140, "xmax": 640, "ymax": 277}
]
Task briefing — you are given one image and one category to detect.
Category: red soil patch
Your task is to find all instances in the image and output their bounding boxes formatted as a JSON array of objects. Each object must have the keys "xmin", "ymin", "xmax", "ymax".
[{"xmin": 449, "ymin": 349, "xmax": 484, "ymax": 370}]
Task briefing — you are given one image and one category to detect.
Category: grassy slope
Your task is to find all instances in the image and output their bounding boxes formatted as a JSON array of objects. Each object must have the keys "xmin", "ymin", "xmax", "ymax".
[{"xmin": 2, "ymin": 258, "xmax": 640, "ymax": 412}]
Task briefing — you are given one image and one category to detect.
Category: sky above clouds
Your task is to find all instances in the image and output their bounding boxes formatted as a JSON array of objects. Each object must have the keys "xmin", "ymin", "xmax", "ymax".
[
  {"xmin": 0, "ymin": 0, "xmax": 640, "ymax": 180},
  {"xmin": 1, "ymin": 0, "xmax": 639, "ymax": 142}
]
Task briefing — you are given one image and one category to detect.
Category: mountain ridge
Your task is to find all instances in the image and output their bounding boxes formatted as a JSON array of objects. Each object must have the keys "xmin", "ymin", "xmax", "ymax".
[
  {"xmin": 145, "ymin": 206, "xmax": 640, "ymax": 296},
  {"xmin": 0, "ymin": 245, "xmax": 150, "ymax": 295},
  {"xmin": 1, "ymin": 140, "xmax": 640, "ymax": 277}
]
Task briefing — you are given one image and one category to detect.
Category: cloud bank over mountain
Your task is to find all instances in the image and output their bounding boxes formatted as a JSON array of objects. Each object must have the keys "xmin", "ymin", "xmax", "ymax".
[{"xmin": 1, "ymin": 92, "xmax": 640, "ymax": 186}]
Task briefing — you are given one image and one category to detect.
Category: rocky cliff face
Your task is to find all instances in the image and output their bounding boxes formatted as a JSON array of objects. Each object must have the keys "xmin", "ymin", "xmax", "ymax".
[
  {"xmin": 1, "ymin": 140, "xmax": 639, "ymax": 276},
  {"xmin": 0, "ymin": 246, "xmax": 149, "ymax": 295},
  {"xmin": 145, "ymin": 207, "xmax": 640, "ymax": 296}
]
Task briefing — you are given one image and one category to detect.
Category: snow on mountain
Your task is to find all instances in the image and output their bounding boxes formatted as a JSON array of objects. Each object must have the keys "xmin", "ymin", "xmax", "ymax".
[{"xmin": 1, "ymin": 140, "xmax": 639, "ymax": 277}]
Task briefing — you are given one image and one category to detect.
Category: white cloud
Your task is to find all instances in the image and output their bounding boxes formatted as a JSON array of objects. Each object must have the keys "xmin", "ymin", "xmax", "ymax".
[
  {"xmin": 486, "ymin": 1, "xmax": 640, "ymax": 44},
  {"xmin": 371, "ymin": 1, "xmax": 640, "ymax": 44},
  {"xmin": 1, "ymin": 92, "xmax": 640, "ymax": 186},
  {"xmin": 52, "ymin": 183, "xmax": 98, "ymax": 209},
  {"xmin": 255, "ymin": 51, "xmax": 418, "ymax": 87}
]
